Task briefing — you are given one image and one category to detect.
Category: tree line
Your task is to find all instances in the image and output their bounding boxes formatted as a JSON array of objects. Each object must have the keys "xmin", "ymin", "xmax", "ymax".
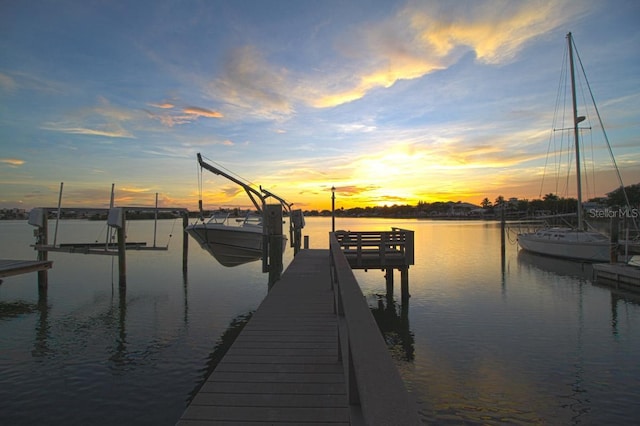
[{"xmin": 304, "ymin": 183, "xmax": 640, "ymax": 218}]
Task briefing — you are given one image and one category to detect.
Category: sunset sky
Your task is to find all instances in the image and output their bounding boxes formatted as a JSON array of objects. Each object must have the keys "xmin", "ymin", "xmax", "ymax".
[{"xmin": 1, "ymin": 0, "xmax": 639, "ymax": 212}]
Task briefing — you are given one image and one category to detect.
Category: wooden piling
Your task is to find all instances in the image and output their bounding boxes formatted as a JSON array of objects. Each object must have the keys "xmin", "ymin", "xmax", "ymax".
[
  {"xmin": 108, "ymin": 207, "xmax": 126, "ymax": 288},
  {"xmin": 117, "ymin": 213, "xmax": 126, "ymax": 288},
  {"xmin": 37, "ymin": 214, "xmax": 49, "ymax": 290},
  {"xmin": 264, "ymin": 204, "xmax": 283, "ymax": 287},
  {"xmin": 385, "ymin": 268, "xmax": 394, "ymax": 297},
  {"xmin": 400, "ymin": 267, "xmax": 409, "ymax": 306},
  {"xmin": 610, "ymin": 216, "xmax": 619, "ymax": 263}
]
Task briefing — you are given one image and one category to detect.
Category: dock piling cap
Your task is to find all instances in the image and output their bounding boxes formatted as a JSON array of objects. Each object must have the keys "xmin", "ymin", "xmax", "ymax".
[
  {"xmin": 107, "ymin": 208, "xmax": 124, "ymax": 228},
  {"xmin": 28, "ymin": 208, "xmax": 45, "ymax": 227}
]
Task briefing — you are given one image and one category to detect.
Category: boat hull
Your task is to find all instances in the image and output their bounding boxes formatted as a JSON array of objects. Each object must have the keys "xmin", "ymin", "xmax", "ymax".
[
  {"xmin": 518, "ymin": 228, "xmax": 612, "ymax": 262},
  {"xmin": 185, "ymin": 224, "xmax": 264, "ymax": 267}
]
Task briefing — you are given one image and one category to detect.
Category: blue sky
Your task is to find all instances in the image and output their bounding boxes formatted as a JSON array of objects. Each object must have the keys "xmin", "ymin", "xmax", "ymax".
[{"xmin": 1, "ymin": 0, "xmax": 639, "ymax": 211}]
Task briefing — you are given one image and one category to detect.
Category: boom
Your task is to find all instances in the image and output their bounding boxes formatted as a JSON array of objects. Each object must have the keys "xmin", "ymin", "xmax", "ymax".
[{"xmin": 197, "ymin": 153, "xmax": 265, "ymax": 213}]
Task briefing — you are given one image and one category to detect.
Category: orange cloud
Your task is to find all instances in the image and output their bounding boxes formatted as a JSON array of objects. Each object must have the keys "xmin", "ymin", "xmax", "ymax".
[
  {"xmin": 0, "ymin": 158, "xmax": 25, "ymax": 166},
  {"xmin": 310, "ymin": 0, "xmax": 583, "ymax": 108},
  {"xmin": 184, "ymin": 106, "xmax": 223, "ymax": 118},
  {"xmin": 148, "ymin": 102, "xmax": 175, "ymax": 109}
]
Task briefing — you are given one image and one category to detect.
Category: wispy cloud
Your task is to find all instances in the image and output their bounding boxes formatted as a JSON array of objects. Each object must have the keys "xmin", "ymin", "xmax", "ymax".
[
  {"xmin": 0, "ymin": 158, "xmax": 25, "ymax": 166},
  {"xmin": 0, "ymin": 73, "xmax": 18, "ymax": 92},
  {"xmin": 208, "ymin": 45, "xmax": 294, "ymax": 120},
  {"xmin": 184, "ymin": 106, "xmax": 223, "ymax": 118},
  {"xmin": 146, "ymin": 103, "xmax": 223, "ymax": 127},
  {"xmin": 201, "ymin": 1, "xmax": 583, "ymax": 114},
  {"xmin": 307, "ymin": 0, "xmax": 584, "ymax": 108},
  {"xmin": 42, "ymin": 97, "xmax": 138, "ymax": 138},
  {"xmin": 41, "ymin": 124, "xmax": 134, "ymax": 138}
]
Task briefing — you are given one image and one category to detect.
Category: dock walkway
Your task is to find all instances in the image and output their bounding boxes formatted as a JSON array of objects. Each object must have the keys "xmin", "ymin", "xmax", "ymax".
[{"xmin": 178, "ymin": 249, "xmax": 350, "ymax": 425}]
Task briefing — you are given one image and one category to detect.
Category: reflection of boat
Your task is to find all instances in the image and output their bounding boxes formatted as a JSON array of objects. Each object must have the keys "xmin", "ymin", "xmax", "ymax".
[
  {"xmin": 186, "ymin": 153, "xmax": 296, "ymax": 267},
  {"xmin": 518, "ymin": 33, "xmax": 614, "ymax": 262},
  {"xmin": 517, "ymin": 249, "xmax": 594, "ymax": 281}
]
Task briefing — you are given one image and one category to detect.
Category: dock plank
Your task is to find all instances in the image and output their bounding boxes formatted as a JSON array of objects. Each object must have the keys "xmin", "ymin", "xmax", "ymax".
[{"xmin": 177, "ymin": 249, "xmax": 349, "ymax": 425}]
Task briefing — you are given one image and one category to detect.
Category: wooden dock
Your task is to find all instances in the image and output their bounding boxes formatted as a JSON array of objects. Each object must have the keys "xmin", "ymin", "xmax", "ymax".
[
  {"xmin": 336, "ymin": 228, "xmax": 414, "ymax": 270},
  {"xmin": 593, "ymin": 262, "xmax": 640, "ymax": 287},
  {"xmin": 0, "ymin": 259, "xmax": 52, "ymax": 279},
  {"xmin": 178, "ymin": 244, "xmax": 418, "ymax": 425}
]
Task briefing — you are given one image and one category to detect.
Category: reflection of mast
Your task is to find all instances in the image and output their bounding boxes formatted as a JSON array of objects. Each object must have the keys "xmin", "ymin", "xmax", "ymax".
[{"xmin": 568, "ymin": 281, "xmax": 587, "ymax": 423}]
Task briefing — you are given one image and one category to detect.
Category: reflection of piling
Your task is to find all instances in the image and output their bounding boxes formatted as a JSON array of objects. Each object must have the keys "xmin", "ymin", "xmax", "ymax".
[{"xmin": 182, "ymin": 213, "xmax": 189, "ymax": 272}]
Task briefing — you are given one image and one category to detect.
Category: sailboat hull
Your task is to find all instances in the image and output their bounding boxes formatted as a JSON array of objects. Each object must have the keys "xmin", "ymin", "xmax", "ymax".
[{"xmin": 518, "ymin": 228, "xmax": 612, "ymax": 262}]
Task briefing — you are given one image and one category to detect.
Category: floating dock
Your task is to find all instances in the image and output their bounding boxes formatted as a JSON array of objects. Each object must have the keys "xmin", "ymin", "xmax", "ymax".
[
  {"xmin": 593, "ymin": 262, "xmax": 640, "ymax": 287},
  {"xmin": 0, "ymin": 259, "xmax": 52, "ymax": 279},
  {"xmin": 178, "ymin": 243, "xmax": 418, "ymax": 425}
]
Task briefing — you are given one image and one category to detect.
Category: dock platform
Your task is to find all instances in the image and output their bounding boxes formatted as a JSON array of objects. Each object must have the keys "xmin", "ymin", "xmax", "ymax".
[
  {"xmin": 178, "ymin": 249, "xmax": 349, "ymax": 425},
  {"xmin": 177, "ymin": 245, "xmax": 418, "ymax": 425},
  {"xmin": 593, "ymin": 262, "xmax": 640, "ymax": 287},
  {"xmin": 0, "ymin": 259, "xmax": 52, "ymax": 279}
]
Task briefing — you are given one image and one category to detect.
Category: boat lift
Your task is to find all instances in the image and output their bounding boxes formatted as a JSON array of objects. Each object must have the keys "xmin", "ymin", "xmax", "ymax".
[{"xmin": 194, "ymin": 153, "xmax": 305, "ymax": 278}]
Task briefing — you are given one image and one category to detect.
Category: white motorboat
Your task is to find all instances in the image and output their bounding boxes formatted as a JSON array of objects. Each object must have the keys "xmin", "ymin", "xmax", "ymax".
[
  {"xmin": 186, "ymin": 153, "xmax": 296, "ymax": 267},
  {"xmin": 518, "ymin": 33, "xmax": 616, "ymax": 262},
  {"xmin": 185, "ymin": 212, "xmax": 266, "ymax": 267}
]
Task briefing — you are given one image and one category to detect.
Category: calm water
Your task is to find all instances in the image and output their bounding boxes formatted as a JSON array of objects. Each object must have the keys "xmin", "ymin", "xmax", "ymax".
[{"xmin": 1, "ymin": 217, "xmax": 639, "ymax": 425}]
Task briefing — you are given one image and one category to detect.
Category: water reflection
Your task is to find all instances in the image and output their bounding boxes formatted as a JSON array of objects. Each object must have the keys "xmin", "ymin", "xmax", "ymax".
[
  {"xmin": 369, "ymin": 294, "xmax": 414, "ymax": 362},
  {"xmin": 187, "ymin": 312, "xmax": 253, "ymax": 404},
  {"xmin": 517, "ymin": 249, "xmax": 640, "ymax": 339},
  {"xmin": 516, "ymin": 250, "xmax": 593, "ymax": 281},
  {"xmin": 0, "ymin": 300, "xmax": 39, "ymax": 320}
]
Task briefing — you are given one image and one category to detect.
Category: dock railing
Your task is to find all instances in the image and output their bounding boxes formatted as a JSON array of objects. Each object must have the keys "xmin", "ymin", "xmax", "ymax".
[
  {"xmin": 334, "ymin": 228, "xmax": 414, "ymax": 268},
  {"xmin": 329, "ymin": 232, "xmax": 419, "ymax": 425}
]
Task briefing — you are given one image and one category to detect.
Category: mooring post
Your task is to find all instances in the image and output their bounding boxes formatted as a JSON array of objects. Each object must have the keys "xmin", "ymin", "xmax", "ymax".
[
  {"xmin": 37, "ymin": 213, "xmax": 49, "ymax": 290},
  {"xmin": 117, "ymin": 213, "xmax": 127, "ymax": 287},
  {"xmin": 385, "ymin": 268, "xmax": 394, "ymax": 298},
  {"xmin": 265, "ymin": 204, "xmax": 283, "ymax": 288},
  {"xmin": 182, "ymin": 212, "xmax": 189, "ymax": 272},
  {"xmin": 331, "ymin": 186, "xmax": 336, "ymax": 233},
  {"xmin": 610, "ymin": 216, "xmax": 619, "ymax": 263},
  {"xmin": 108, "ymin": 207, "xmax": 126, "ymax": 288},
  {"xmin": 400, "ymin": 267, "xmax": 409, "ymax": 306},
  {"xmin": 291, "ymin": 209, "xmax": 304, "ymax": 256}
]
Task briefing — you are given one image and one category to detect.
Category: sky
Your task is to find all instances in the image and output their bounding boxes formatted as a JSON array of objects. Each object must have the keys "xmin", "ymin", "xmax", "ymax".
[{"xmin": 1, "ymin": 0, "xmax": 639, "ymax": 212}]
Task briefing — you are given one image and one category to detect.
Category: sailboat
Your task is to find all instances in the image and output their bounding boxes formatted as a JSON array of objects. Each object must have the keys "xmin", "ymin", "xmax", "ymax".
[{"xmin": 517, "ymin": 33, "xmax": 613, "ymax": 262}]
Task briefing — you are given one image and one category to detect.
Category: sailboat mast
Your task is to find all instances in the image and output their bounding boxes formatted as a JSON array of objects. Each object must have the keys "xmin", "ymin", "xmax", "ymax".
[{"xmin": 567, "ymin": 32, "xmax": 584, "ymax": 230}]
